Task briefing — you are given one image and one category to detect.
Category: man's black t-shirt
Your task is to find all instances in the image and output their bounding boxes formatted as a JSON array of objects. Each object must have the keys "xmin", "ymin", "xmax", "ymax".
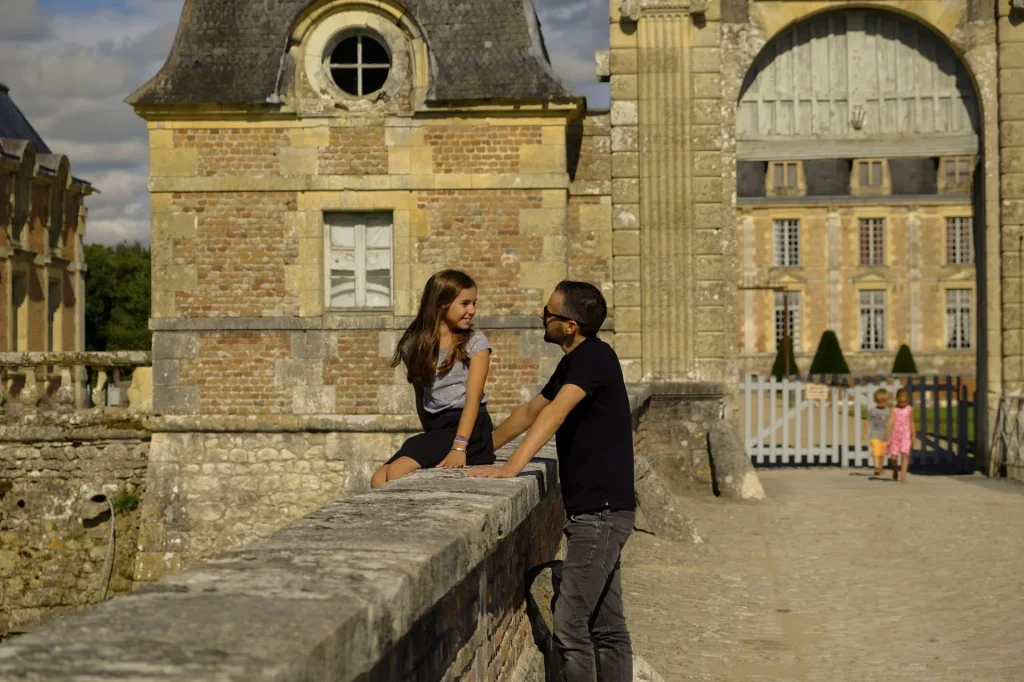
[{"xmin": 541, "ymin": 336, "xmax": 635, "ymax": 515}]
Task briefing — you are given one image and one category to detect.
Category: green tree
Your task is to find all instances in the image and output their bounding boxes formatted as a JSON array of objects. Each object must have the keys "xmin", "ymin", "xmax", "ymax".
[
  {"xmin": 809, "ymin": 330, "xmax": 851, "ymax": 375},
  {"xmin": 770, "ymin": 339, "xmax": 800, "ymax": 380},
  {"xmin": 84, "ymin": 242, "xmax": 151, "ymax": 351},
  {"xmin": 892, "ymin": 344, "xmax": 918, "ymax": 374}
]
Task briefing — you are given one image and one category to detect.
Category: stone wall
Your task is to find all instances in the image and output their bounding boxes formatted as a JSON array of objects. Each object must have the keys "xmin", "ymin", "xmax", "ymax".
[
  {"xmin": 0, "ymin": 443, "xmax": 564, "ymax": 682},
  {"xmin": 0, "ymin": 420, "xmax": 150, "ymax": 638},
  {"xmin": 641, "ymin": 383, "xmax": 729, "ymax": 495}
]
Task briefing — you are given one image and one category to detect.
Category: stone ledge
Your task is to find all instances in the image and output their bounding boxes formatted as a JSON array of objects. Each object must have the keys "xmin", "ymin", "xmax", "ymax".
[
  {"xmin": 150, "ymin": 315, "xmax": 616, "ymax": 333},
  {"xmin": 649, "ymin": 381, "xmax": 730, "ymax": 399},
  {"xmin": 0, "ymin": 448, "xmax": 561, "ymax": 681}
]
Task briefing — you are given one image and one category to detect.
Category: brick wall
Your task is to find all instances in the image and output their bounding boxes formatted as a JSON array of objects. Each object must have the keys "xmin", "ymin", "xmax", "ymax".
[
  {"xmin": 426, "ymin": 125, "xmax": 542, "ymax": 175},
  {"xmin": 177, "ymin": 332, "xmax": 293, "ymax": 415},
  {"xmin": 324, "ymin": 332, "xmax": 395, "ymax": 415},
  {"xmin": 175, "ymin": 128, "xmax": 287, "ymax": 177},
  {"xmin": 414, "ymin": 189, "xmax": 549, "ymax": 315},
  {"xmin": 318, "ymin": 125, "xmax": 388, "ymax": 176},
  {"xmin": 167, "ymin": 192, "xmax": 299, "ymax": 318}
]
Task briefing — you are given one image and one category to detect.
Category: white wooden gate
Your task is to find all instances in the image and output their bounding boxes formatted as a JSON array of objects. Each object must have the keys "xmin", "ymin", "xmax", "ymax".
[{"xmin": 739, "ymin": 374, "xmax": 903, "ymax": 467}]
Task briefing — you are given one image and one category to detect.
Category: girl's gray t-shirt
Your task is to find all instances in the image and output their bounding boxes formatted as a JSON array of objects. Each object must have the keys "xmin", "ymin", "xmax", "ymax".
[
  {"xmin": 868, "ymin": 406, "xmax": 890, "ymax": 440},
  {"xmin": 422, "ymin": 332, "xmax": 491, "ymax": 414}
]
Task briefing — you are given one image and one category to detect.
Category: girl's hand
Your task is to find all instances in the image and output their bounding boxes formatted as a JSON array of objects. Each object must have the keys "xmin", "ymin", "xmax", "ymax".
[{"xmin": 438, "ymin": 449, "xmax": 467, "ymax": 469}]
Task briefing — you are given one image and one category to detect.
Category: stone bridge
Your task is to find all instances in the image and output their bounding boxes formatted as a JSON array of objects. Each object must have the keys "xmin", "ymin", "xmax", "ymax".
[{"xmin": 3, "ymin": 390, "xmax": 1024, "ymax": 680}]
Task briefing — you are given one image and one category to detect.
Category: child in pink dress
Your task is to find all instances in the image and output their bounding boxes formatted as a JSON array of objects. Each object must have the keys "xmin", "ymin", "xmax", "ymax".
[{"xmin": 886, "ymin": 388, "xmax": 914, "ymax": 484}]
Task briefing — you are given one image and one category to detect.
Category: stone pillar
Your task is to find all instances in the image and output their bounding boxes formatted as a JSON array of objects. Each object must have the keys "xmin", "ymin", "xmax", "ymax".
[
  {"xmin": 1000, "ymin": 3, "xmax": 1024, "ymax": 399},
  {"xmin": 619, "ymin": 0, "xmax": 717, "ymax": 381},
  {"xmin": 907, "ymin": 210, "xmax": 922, "ymax": 352},
  {"xmin": 827, "ymin": 210, "xmax": 841, "ymax": 338}
]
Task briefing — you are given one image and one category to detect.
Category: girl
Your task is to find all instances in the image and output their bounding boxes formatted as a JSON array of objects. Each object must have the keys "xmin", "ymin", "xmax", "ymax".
[
  {"xmin": 886, "ymin": 388, "xmax": 914, "ymax": 484},
  {"xmin": 370, "ymin": 270, "xmax": 495, "ymax": 488}
]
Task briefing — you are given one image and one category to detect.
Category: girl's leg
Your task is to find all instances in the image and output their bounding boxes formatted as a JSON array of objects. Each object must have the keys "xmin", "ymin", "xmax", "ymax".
[
  {"xmin": 900, "ymin": 453, "xmax": 910, "ymax": 483},
  {"xmin": 891, "ymin": 455, "xmax": 899, "ymax": 481},
  {"xmin": 872, "ymin": 453, "xmax": 883, "ymax": 476},
  {"xmin": 385, "ymin": 456, "xmax": 422, "ymax": 483}
]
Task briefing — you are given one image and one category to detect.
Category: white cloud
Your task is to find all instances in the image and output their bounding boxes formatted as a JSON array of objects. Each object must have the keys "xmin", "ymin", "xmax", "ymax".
[
  {"xmin": 0, "ymin": 0, "xmax": 52, "ymax": 41},
  {"xmin": 0, "ymin": 1, "xmax": 182, "ymax": 245}
]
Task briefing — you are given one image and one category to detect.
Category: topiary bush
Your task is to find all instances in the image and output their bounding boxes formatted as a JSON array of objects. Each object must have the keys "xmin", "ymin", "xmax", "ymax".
[
  {"xmin": 770, "ymin": 338, "xmax": 800, "ymax": 380},
  {"xmin": 809, "ymin": 330, "xmax": 851, "ymax": 375},
  {"xmin": 892, "ymin": 344, "xmax": 918, "ymax": 374}
]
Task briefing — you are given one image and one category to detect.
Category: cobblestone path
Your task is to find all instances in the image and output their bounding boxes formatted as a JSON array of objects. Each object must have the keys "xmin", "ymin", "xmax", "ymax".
[{"xmin": 622, "ymin": 470, "xmax": 1024, "ymax": 681}]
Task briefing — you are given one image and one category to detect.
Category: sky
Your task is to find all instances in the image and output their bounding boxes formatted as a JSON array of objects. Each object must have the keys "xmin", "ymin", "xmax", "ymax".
[{"xmin": 0, "ymin": 0, "xmax": 610, "ymax": 247}]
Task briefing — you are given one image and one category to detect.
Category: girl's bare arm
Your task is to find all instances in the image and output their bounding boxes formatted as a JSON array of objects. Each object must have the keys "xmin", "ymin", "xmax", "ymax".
[{"xmin": 439, "ymin": 350, "xmax": 490, "ymax": 468}]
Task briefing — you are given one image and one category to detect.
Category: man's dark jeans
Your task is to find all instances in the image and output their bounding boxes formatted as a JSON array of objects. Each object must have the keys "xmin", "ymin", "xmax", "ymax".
[{"xmin": 553, "ymin": 509, "xmax": 635, "ymax": 682}]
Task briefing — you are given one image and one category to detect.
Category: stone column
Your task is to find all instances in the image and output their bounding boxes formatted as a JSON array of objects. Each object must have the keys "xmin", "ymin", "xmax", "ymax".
[
  {"xmin": 1000, "ymin": 3, "xmax": 1024, "ymax": 397},
  {"xmin": 827, "ymin": 210, "xmax": 842, "ymax": 338},
  {"xmin": 621, "ymin": 0, "xmax": 711, "ymax": 380},
  {"xmin": 907, "ymin": 210, "xmax": 922, "ymax": 352}
]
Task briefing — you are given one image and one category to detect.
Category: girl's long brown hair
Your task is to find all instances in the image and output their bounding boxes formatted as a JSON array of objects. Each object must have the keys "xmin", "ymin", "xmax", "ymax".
[{"xmin": 391, "ymin": 270, "xmax": 477, "ymax": 385}]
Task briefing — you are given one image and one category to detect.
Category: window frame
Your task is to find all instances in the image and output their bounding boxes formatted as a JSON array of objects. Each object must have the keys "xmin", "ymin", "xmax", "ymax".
[
  {"xmin": 767, "ymin": 161, "xmax": 802, "ymax": 196},
  {"xmin": 859, "ymin": 289, "xmax": 887, "ymax": 351},
  {"xmin": 323, "ymin": 211, "xmax": 394, "ymax": 311},
  {"xmin": 946, "ymin": 288, "xmax": 973, "ymax": 350},
  {"xmin": 945, "ymin": 216, "xmax": 974, "ymax": 265},
  {"xmin": 324, "ymin": 31, "xmax": 392, "ymax": 98},
  {"xmin": 941, "ymin": 156, "xmax": 973, "ymax": 193},
  {"xmin": 773, "ymin": 291, "xmax": 801, "ymax": 352},
  {"xmin": 858, "ymin": 217, "xmax": 886, "ymax": 266},
  {"xmin": 772, "ymin": 218, "xmax": 801, "ymax": 268}
]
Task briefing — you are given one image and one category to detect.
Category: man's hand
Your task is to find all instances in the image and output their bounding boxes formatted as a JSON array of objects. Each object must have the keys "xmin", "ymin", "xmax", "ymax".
[
  {"xmin": 465, "ymin": 464, "xmax": 519, "ymax": 478},
  {"xmin": 438, "ymin": 450, "xmax": 467, "ymax": 469}
]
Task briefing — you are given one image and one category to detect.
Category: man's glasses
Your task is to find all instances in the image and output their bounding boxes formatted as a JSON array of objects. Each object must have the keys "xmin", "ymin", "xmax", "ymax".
[{"xmin": 542, "ymin": 306, "xmax": 574, "ymax": 323}]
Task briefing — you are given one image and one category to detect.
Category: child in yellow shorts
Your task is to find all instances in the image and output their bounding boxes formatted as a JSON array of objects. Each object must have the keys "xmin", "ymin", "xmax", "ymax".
[{"xmin": 864, "ymin": 388, "xmax": 891, "ymax": 476}]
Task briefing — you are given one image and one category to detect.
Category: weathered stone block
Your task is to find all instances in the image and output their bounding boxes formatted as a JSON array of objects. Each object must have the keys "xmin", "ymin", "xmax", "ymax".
[
  {"xmin": 612, "ymin": 152, "xmax": 639, "ymax": 178},
  {"xmin": 153, "ymin": 333, "xmax": 200, "ymax": 360},
  {"xmin": 611, "ymin": 101, "xmax": 639, "ymax": 126},
  {"xmin": 611, "ymin": 126, "xmax": 639, "ymax": 153},
  {"xmin": 153, "ymin": 386, "xmax": 200, "ymax": 415},
  {"xmin": 519, "ymin": 145, "xmax": 565, "ymax": 174},
  {"xmin": 152, "ymin": 213, "xmax": 197, "ymax": 240},
  {"xmin": 613, "ymin": 178, "xmax": 640, "ymax": 203},
  {"xmin": 693, "ymin": 99, "xmax": 722, "ymax": 126},
  {"xmin": 613, "ymin": 204, "xmax": 640, "ymax": 230},
  {"xmin": 615, "ymin": 280, "xmax": 641, "ymax": 307},
  {"xmin": 293, "ymin": 386, "xmax": 336, "ymax": 414},
  {"xmin": 520, "ymin": 208, "xmax": 567, "ymax": 236},
  {"xmin": 610, "ymin": 48, "xmax": 638, "ymax": 74},
  {"xmin": 279, "ymin": 147, "xmax": 318, "ymax": 175},
  {"xmin": 611, "ymin": 74, "xmax": 638, "ymax": 100},
  {"xmin": 615, "ymin": 332, "xmax": 642, "ymax": 359},
  {"xmin": 616, "ymin": 306, "xmax": 641, "ymax": 332},
  {"xmin": 612, "ymin": 229, "xmax": 640, "ymax": 256},
  {"xmin": 614, "ymin": 255, "xmax": 641, "ymax": 281},
  {"xmin": 150, "ymin": 148, "xmax": 198, "ymax": 177}
]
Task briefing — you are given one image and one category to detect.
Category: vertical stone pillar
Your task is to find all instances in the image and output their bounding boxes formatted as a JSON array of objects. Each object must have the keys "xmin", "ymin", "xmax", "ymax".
[
  {"xmin": 621, "ymin": 0, "xmax": 712, "ymax": 381},
  {"xmin": 827, "ymin": 211, "xmax": 842, "ymax": 339},
  {"xmin": 907, "ymin": 211, "xmax": 922, "ymax": 352},
  {"xmin": 1000, "ymin": 4, "xmax": 1024, "ymax": 397}
]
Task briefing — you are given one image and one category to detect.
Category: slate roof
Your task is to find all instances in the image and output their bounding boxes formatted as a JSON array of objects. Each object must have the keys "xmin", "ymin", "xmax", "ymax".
[
  {"xmin": 128, "ymin": 0, "xmax": 578, "ymax": 106},
  {"xmin": 0, "ymin": 83, "xmax": 52, "ymax": 154}
]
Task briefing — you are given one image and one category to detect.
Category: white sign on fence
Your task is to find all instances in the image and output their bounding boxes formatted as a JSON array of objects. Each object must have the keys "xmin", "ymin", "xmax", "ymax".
[{"xmin": 805, "ymin": 384, "xmax": 829, "ymax": 400}]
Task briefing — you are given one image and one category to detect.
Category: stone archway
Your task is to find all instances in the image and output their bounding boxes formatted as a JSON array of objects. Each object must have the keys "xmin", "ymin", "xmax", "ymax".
[{"xmin": 726, "ymin": 4, "xmax": 997, "ymax": 466}]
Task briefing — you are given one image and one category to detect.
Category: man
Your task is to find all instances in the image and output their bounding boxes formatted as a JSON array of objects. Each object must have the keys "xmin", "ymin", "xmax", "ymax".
[{"xmin": 467, "ymin": 281, "xmax": 635, "ymax": 682}]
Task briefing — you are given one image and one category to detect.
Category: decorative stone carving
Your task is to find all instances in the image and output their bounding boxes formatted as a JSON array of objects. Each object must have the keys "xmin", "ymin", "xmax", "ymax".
[{"xmin": 620, "ymin": 0, "xmax": 706, "ymax": 21}]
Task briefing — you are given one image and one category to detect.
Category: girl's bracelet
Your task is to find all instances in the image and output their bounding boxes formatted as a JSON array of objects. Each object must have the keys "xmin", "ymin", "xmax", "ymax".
[
  {"xmin": 450, "ymin": 445, "xmax": 467, "ymax": 453},
  {"xmin": 454, "ymin": 435, "xmax": 469, "ymax": 443}
]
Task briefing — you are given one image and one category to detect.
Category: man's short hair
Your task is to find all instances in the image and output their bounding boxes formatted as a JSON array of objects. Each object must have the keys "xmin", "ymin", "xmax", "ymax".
[{"xmin": 555, "ymin": 281, "xmax": 607, "ymax": 337}]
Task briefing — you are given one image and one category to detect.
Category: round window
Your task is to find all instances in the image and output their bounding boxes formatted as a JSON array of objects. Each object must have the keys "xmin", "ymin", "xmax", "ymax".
[{"xmin": 327, "ymin": 33, "xmax": 391, "ymax": 97}]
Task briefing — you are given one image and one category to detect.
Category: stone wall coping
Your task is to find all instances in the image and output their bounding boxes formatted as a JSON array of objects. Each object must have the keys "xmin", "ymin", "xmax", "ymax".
[
  {"xmin": 0, "ymin": 351, "xmax": 152, "ymax": 366},
  {"xmin": 0, "ymin": 450, "xmax": 560, "ymax": 681},
  {"xmin": 649, "ymin": 381, "xmax": 729, "ymax": 399},
  {"xmin": 149, "ymin": 316, "xmax": 616, "ymax": 333},
  {"xmin": 0, "ymin": 413, "xmax": 151, "ymax": 442}
]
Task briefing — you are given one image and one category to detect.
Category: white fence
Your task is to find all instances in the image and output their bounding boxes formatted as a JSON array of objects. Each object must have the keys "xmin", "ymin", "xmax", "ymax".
[{"xmin": 739, "ymin": 374, "xmax": 904, "ymax": 467}]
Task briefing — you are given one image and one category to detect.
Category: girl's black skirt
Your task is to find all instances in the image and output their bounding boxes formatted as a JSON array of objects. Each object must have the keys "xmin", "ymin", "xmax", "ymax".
[{"xmin": 387, "ymin": 405, "xmax": 496, "ymax": 468}]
